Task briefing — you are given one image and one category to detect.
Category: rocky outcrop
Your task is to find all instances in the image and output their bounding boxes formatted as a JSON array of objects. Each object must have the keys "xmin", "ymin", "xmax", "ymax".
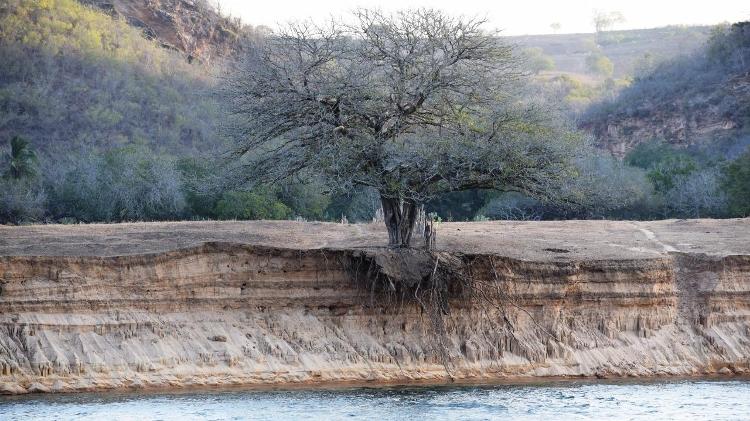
[
  {"xmin": 79, "ymin": 0, "xmax": 245, "ymax": 64},
  {"xmin": 581, "ymin": 21, "xmax": 750, "ymax": 157},
  {"xmin": 1, "ymin": 230, "xmax": 749, "ymax": 394},
  {"xmin": 583, "ymin": 72, "xmax": 750, "ymax": 157}
]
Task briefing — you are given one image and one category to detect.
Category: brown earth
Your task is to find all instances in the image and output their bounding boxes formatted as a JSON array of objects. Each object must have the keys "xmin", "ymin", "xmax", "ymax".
[
  {"xmin": 1, "ymin": 219, "xmax": 749, "ymax": 394},
  {"xmin": 80, "ymin": 0, "xmax": 244, "ymax": 64}
]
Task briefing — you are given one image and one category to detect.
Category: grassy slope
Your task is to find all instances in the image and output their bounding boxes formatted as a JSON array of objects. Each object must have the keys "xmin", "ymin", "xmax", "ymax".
[{"xmin": 0, "ymin": 0, "xmax": 222, "ymax": 154}]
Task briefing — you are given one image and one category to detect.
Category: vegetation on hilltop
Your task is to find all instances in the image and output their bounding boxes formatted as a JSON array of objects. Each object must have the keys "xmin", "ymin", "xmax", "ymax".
[
  {"xmin": 582, "ymin": 22, "xmax": 750, "ymax": 147},
  {"xmin": 551, "ymin": 21, "xmax": 750, "ymax": 219},
  {"xmin": 510, "ymin": 24, "xmax": 712, "ymax": 115}
]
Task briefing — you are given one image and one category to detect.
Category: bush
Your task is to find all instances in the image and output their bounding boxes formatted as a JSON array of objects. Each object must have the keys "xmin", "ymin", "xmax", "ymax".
[
  {"xmin": 646, "ymin": 155, "xmax": 698, "ymax": 194},
  {"xmin": 0, "ymin": 178, "xmax": 45, "ymax": 224},
  {"xmin": 46, "ymin": 146, "xmax": 187, "ymax": 222},
  {"xmin": 586, "ymin": 53, "xmax": 614, "ymax": 77},
  {"xmin": 522, "ymin": 47, "xmax": 555, "ymax": 74},
  {"xmin": 175, "ymin": 157, "xmax": 222, "ymax": 218},
  {"xmin": 723, "ymin": 150, "xmax": 750, "ymax": 216},
  {"xmin": 625, "ymin": 140, "xmax": 699, "ymax": 194},
  {"xmin": 324, "ymin": 187, "xmax": 381, "ymax": 222},
  {"xmin": 666, "ymin": 168, "xmax": 727, "ymax": 218},
  {"xmin": 478, "ymin": 193, "xmax": 542, "ymax": 221},
  {"xmin": 214, "ymin": 190, "xmax": 291, "ymax": 220},
  {"xmin": 625, "ymin": 140, "xmax": 678, "ymax": 169},
  {"xmin": 426, "ymin": 189, "xmax": 495, "ymax": 221},
  {"xmin": 277, "ymin": 182, "xmax": 331, "ymax": 221}
]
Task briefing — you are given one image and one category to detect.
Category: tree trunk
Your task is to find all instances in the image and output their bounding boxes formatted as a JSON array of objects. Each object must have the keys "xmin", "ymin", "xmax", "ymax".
[{"xmin": 380, "ymin": 196, "xmax": 418, "ymax": 247}]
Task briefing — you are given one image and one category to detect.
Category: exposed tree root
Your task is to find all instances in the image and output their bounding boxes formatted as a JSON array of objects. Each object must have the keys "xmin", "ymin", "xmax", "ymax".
[{"xmin": 344, "ymin": 248, "xmax": 553, "ymax": 374}]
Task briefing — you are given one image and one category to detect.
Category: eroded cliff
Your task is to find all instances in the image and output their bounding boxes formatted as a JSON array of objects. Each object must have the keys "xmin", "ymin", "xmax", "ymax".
[{"xmin": 1, "ymin": 220, "xmax": 749, "ymax": 394}]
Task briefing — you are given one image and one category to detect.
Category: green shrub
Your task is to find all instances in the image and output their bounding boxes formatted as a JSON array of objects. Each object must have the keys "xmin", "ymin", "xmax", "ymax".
[
  {"xmin": 3, "ymin": 136, "xmax": 37, "ymax": 180},
  {"xmin": 586, "ymin": 53, "xmax": 614, "ymax": 77},
  {"xmin": 625, "ymin": 140, "xmax": 677, "ymax": 169},
  {"xmin": 646, "ymin": 155, "xmax": 698, "ymax": 194},
  {"xmin": 625, "ymin": 141, "xmax": 699, "ymax": 194},
  {"xmin": 277, "ymin": 182, "xmax": 331, "ymax": 221},
  {"xmin": 214, "ymin": 190, "xmax": 291, "ymax": 220},
  {"xmin": 175, "ymin": 157, "xmax": 221, "ymax": 218},
  {"xmin": 723, "ymin": 150, "xmax": 750, "ymax": 216}
]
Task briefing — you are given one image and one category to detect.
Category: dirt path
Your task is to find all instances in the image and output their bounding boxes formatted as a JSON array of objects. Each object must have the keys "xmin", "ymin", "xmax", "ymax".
[{"xmin": 629, "ymin": 222, "xmax": 679, "ymax": 253}]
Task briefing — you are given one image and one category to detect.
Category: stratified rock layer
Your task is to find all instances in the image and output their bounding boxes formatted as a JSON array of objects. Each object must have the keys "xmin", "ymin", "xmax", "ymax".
[{"xmin": 1, "ymin": 220, "xmax": 749, "ymax": 394}]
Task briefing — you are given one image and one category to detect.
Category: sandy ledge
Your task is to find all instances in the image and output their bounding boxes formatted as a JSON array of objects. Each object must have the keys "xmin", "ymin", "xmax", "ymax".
[{"xmin": 1, "ymin": 219, "xmax": 749, "ymax": 394}]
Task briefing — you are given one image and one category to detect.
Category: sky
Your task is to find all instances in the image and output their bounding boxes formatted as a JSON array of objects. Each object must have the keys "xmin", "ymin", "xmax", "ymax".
[{"xmin": 216, "ymin": 0, "xmax": 750, "ymax": 35}]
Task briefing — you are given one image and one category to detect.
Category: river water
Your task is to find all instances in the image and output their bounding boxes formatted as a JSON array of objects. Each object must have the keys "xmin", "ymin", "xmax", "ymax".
[{"xmin": 1, "ymin": 379, "xmax": 749, "ymax": 420}]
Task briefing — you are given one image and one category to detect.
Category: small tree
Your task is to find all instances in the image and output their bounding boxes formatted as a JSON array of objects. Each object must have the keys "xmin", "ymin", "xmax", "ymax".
[
  {"xmin": 586, "ymin": 53, "xmax": 614, "ymax": 77},
  {"xmin": 1, "ymin": 136, "xmax": 45, "ymax": 223},
  {"xmin": 523, "ymin": 47, "xmax": 555, "ymax": 74},
  {"xmin": 592, "ymin": 10, "xmax": 625, "ymax": 34},
  {"xmin": 3, "ymin": 136, "xmax": 37, "ymax": 180},
  {"xmin": 723, "ymin": 150, "xmax": 750, "ymax": 217},
  {"xmin": 223, "ymin": 9, "xmax": 582, "ymax": 247}
]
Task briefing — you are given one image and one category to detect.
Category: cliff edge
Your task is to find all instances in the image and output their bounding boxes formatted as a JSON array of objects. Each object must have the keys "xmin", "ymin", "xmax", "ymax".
[{"xmin": 1, "ymin": 219, "xmax": 749, "ymax": 394}]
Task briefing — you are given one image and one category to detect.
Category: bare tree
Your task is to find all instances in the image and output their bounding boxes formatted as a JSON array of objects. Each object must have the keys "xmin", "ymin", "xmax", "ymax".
[
  {"xmin": 592, "ymin": 10, "xmax": 625, "ymax": 37},
  {"xmin": 666, "ymin": 169, "xmax": 727, "ymax": 218},
  {"xmin": 222, "ymin": 8, "xmax": 582, "ymax": 247}
]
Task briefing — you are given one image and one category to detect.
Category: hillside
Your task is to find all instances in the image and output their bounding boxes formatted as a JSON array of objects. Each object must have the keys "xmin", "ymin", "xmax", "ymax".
[
  {"xmin": 0, "ymin": 0, "xmax": 249, "ymax": 224},
  {"xmin": 510, "ymin": 25, "xmax": 711, "ymax": 79},
  {"xmin": 581, "ymin": 22, "xmax": 750, "ymax": 157},
  {"xmin": 53, "ymin": 1, "xmax": 716, "ymax": 76},
  {"xmin": 0, "ymin": 0, "xmax": 222, "ymax": 154},
  {"xmin": 0, "ymin": 0, "xmax": 723, "ymax": 156},
  {"xmin": 80, "ymin": 0, "xmax": 246, "ymax": 64},
  {"xmin": 0, "ymin": 0, "xmax": 723, "ymax": 158}
]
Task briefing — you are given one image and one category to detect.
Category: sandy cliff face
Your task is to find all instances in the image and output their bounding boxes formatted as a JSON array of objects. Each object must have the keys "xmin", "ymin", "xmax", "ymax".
[{"xmin": 1, "ymin": 223, "xmax": 749, "ymax": 394}]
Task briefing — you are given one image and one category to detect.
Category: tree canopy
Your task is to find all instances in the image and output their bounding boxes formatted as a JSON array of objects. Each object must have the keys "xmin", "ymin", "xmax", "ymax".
[{"xmin": 223, "ymin": 8, "xmax": 583, "ymax": 246}]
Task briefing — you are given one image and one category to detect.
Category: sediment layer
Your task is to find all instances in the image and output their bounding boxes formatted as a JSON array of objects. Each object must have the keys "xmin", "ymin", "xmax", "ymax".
[{"xmin": 1, "ymin": 221, "xmax": 749, "ymax": 394}]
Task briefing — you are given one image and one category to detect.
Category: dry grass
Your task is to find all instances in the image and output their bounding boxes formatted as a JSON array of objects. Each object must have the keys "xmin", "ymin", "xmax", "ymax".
[{"xmin": 1, "ymin": 218, "xmax": 748, "ymax": 260}]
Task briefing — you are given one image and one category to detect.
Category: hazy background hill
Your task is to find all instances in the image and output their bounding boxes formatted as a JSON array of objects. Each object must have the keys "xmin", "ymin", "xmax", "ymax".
[
  {"xmin": 0, "ymin": 0, "xmax": 748, "ymax": 224},
  {"xmin": 511, "ymin": 26, "xmax": 711, "ymax": 78}
]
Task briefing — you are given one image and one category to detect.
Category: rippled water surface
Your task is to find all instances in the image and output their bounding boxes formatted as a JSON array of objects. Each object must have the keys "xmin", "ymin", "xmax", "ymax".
[{"xmin": 2, "ymin": 379, "xmax": 749, "ymax": 420}]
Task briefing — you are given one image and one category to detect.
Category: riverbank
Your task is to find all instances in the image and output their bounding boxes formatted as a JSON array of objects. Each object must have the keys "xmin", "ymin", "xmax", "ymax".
[{"xmin": 1, "ymin": 219, "xmax": 749, "ymax": 394}]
